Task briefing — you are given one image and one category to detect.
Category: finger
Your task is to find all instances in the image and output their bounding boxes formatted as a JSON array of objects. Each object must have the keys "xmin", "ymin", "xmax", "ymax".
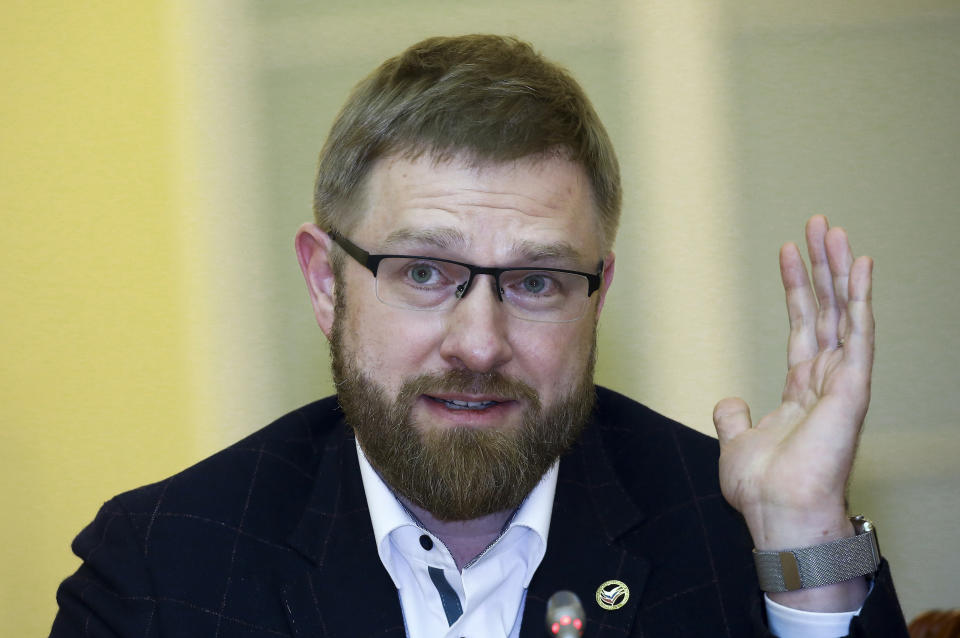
[
  {"xmin": 825, "ymin": 227, "xmax": 854, "ymax": 344},
  {"xmin": 843, "ymin": 255, "xmax": 875, "ymax": 372},
  {"xmin": 713, "ymin": 397, "xmax": 752, "ymax": 446},
  {"xmin": 780, "ymin": 242, "xmax": 819, "ymax": 367},
  {"xmin": 805, "ymin": 215, "xmax": 840, "ymax": 349}
]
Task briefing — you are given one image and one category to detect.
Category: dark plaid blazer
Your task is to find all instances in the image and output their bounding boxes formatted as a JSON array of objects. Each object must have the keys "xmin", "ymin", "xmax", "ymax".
[{"xmin": 51, "ymin": 387, "xmax": 907, "ymax": 637}]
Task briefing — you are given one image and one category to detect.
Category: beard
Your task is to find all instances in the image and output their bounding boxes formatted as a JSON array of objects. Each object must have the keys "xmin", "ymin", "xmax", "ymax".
[{"xmin": 329, "ymin": 299, "xmax": 597, "ymax": 521}]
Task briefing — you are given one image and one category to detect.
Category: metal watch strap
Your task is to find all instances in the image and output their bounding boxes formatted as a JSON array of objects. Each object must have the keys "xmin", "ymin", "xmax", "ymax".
[{"xmin": 753, "ymin": 516, "xmax": 881, "ymax": 593}]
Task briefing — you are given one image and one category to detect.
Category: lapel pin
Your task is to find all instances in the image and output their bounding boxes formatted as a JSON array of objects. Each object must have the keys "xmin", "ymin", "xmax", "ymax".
[{"xmin": 595, "ymin": 579, "xmax": 629, "ymax": 610}]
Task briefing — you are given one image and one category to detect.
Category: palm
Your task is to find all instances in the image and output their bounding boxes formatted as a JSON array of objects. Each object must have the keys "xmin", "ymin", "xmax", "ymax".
[{"xmin": 713, "ymin": 216, "xmax": 874, "ymax": 549}]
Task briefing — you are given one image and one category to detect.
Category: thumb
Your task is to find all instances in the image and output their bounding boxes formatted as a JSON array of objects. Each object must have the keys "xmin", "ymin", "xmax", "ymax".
[{"xmin": 712, "ymin": 397, "xmax": 752, "ymax": 446}]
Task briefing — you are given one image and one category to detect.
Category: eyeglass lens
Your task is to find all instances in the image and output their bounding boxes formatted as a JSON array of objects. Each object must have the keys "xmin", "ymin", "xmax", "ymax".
[{"xmin": 374, "ymin": 257, "xmax": 590, "ymax": 322}]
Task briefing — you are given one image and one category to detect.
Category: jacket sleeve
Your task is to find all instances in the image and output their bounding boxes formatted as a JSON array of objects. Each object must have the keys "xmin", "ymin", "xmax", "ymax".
[
  {"xmin": 50, "ymin": 497, "xmax": 159, "ymax": 637},
  {"xmin": 749, "ymin": 559, "xmax": 909, "ymax": 637},
  {"xmin": 847, "ymin": 560, "xmax": 909, "ymax": 637}
]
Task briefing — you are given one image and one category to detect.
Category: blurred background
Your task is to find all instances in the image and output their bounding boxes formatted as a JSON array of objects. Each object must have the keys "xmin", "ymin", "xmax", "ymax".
[{"xmin": 3, "ymin": 1, "xmax": 958, "ymax": 634}]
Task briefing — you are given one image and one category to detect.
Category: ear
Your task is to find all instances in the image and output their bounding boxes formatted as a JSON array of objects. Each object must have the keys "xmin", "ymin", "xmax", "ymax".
[
  {"xmin": 594, "ymin": 251, "xmax": 616, "ymax": 318},
  {"xmin": 295, "ymin": 223, "xmax": 337, "ymax": 338}
]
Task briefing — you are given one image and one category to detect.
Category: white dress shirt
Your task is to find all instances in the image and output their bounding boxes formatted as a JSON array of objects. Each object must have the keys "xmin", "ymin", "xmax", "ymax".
[
  {"xmin": 356, "ymin": 444, "xmax": 860, "ymax": 638},
  {"xmin": 357, "ymin": 443, "xmax": 555, "ymax": 638},
  {"xmin": 767, "ymin": 591, "xmax": 864, "ymax": 637}
]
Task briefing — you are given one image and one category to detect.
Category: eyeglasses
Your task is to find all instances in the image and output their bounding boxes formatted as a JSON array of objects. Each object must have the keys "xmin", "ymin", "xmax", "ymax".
[{"xmin": 329, "ymin": 230, "xmax": 603, "ymax": 323}]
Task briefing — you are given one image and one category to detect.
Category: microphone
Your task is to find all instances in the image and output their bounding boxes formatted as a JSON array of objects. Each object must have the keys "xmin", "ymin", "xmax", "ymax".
[{"xmin": 545, "ymin": 590, "xmax": 585, "ymax": 637}]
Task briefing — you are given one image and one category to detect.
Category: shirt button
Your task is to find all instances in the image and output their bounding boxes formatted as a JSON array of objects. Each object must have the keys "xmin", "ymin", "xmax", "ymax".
[{"xmin": 419, "ymin": 534, "xmax": 433, "ymax": 550}]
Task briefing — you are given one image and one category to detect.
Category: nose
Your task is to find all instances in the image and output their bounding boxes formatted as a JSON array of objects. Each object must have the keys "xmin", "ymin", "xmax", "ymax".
[{"xmin": 439, "ymin": 274, "xmax": 513, "ymax": 373}]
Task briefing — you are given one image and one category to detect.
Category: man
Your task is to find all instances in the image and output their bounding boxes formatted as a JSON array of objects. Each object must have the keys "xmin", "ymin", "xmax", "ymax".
[{"xmin": 52, "ymin": 35, "xmax": 907, "ymax": 637}]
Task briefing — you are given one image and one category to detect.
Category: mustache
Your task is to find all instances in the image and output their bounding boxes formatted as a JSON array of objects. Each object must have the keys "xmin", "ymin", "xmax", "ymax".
[{"xmin": 396, "ymin": 369, "xmax": 540, "ymax": 408}]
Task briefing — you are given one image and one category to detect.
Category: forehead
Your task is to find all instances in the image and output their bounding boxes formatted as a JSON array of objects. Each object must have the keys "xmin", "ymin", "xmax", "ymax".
[{"xmin": 353, "ymin": 153, "xmax": 603, "ymax": 264}]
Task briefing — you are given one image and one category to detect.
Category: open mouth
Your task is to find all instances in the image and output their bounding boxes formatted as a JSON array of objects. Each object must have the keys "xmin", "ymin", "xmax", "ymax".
[{"xmin": 427, "ymin": 396, "xmax": 504, "ymax": 411}]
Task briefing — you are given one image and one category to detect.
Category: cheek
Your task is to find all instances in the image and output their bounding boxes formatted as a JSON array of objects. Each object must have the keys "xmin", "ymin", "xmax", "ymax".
[
  {"xmin": 512, "ymin": 322, "xmax": 595, "ymax": 398},
  {"xmin": 346, "ymin": 301, "xmax": 447, "ymax": 389}
]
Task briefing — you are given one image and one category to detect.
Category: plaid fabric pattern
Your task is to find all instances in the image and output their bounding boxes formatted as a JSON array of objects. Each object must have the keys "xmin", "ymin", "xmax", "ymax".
[{"xmin": 51, "ymin": 388, "xmax": 908, "ymax": 637}]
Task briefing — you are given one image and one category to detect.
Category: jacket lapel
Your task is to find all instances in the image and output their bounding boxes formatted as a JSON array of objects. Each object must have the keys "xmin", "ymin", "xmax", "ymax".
[
  {"xmin": 282, "ymin": 426, "xmax": 406, "ymax": 638},
  {"xmin": 521, "ymin": 415, "xmax": 650, "ymax": 638},
  {"xmin": 279, "ymin": 402, "xmax": 652, "ymax": 637}
]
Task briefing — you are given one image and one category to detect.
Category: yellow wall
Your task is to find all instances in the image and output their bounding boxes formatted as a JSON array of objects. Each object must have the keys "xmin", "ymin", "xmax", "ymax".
[{"xmin": 1, "ymin": 3, "xmax": 196, "ymax": 634}]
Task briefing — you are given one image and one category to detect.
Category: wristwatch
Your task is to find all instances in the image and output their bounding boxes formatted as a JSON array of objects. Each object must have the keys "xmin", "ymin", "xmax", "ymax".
[{"xmin": 753, "ymin": 515, "xmax": 881, "ymax": 593}]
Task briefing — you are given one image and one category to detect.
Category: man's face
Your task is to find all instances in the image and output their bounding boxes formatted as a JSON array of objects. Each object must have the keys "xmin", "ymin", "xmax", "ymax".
[{"xmin": 317, "ymin": 153, "xmax": 614, "ymax": 520}]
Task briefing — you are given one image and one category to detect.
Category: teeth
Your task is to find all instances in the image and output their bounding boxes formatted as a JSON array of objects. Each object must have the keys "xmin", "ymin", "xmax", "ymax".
[{"xmin": 439, "ymin": 398, "xmax": 497, "ymax": 410}]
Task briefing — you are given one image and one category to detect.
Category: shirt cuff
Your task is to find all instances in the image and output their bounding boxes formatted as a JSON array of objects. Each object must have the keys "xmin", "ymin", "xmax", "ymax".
[{"xmin": 764, "ymin": 594, "xmax": 861, "ymax": 638}]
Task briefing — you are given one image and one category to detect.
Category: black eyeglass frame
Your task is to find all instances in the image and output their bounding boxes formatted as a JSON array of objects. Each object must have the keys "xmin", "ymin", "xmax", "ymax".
[{"xmin": 328, "ymin": 230, "xmax": 604, "ymax": 303}]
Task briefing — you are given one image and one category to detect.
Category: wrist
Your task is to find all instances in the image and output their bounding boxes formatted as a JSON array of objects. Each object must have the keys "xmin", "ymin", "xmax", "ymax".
[
  {"xmin": 753, "ymin": 515, "xmax": 880, "ymax": 611},
  {"xmin": 746, "ymin": 504, "xmax": 852, "ymax": 552}
]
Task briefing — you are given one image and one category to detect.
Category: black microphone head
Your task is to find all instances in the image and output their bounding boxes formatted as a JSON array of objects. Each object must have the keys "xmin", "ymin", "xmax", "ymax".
[{"xmin": 545, "ymin": 590, "xmax": 585, "ymax": 637}]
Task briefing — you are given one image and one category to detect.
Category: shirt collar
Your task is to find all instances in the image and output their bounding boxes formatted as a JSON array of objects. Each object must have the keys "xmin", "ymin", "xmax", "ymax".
[{"xmin": 356, "ymin": 440, "xmax": 558, "ymax": 566}]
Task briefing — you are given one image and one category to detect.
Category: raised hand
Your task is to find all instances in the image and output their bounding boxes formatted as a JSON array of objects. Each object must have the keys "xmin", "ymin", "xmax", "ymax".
[{"xmin": 712, "ymin": 215, "xmax": 874, "ymax": 610}]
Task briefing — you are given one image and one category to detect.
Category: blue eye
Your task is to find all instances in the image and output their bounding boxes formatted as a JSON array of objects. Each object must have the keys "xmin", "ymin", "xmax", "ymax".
[
  {"xmin": 409, "ymin": 264, "xmax": 435, "ymax": 284},
  {"xmin": 522, "ymin": 275, "xmax": 547, "ymax": 294}
]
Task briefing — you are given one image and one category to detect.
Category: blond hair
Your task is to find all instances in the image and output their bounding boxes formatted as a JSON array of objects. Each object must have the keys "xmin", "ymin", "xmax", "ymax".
[{"xmin": 313, "ymin": 34, "xmax": 621, "ymax": 251}]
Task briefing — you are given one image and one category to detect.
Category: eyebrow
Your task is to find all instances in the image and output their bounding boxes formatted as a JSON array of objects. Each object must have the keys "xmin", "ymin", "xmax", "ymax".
[
  {"xmin": 510, "ymin": 238, "xmax": 587, "ymax": 266},
  {"xmin": 381, "ymin": 226, "xmax": 589, "ymax": 268},
  {"xmin": 381, "ymin": 227, "xmax": 467, "ymax": 252}
]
